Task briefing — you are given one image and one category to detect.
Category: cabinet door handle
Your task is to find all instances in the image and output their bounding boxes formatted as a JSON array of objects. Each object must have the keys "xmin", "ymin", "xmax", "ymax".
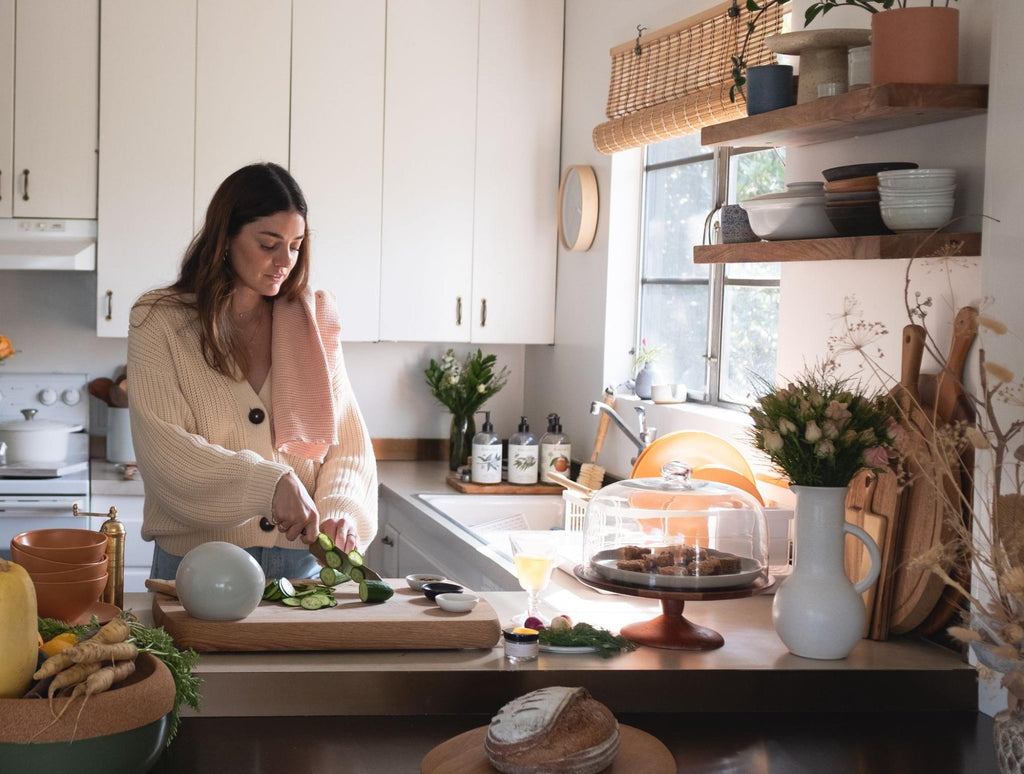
[
  {"xmin": 480, "ymin": 298, "xmax": 487, "ymax": 327},
  {"xmin": 381, "ymin": 535, "xmax": 395, "ymax": 547},
  {"xmin": 22, "ymin": 169, "xmax": 29, "ymax": 201},
  {"xmin": 455, "ymin": 296, "xmax": 463, "ymax": 326},
  {"xmin": 105, "ymin": 290, "xmax": 114, "ymax": 321}
]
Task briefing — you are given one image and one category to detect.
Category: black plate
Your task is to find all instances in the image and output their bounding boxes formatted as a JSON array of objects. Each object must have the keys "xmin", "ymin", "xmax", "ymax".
[{"xmin": 822, "ymin": 162, "xmax": 918, "ymax": 182}]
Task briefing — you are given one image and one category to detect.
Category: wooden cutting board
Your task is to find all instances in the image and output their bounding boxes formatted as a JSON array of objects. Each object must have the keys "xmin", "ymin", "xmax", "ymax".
[
  {"xmin": 420, "ymin": 724, "xmax": 675, "ymax": 774},
  {"xmin": 150, "ymin": 580, "xmax": 502, "ymax": 652},
  {"xmin": 844, "ymin": 469, "xmax": 896, "ymax": 640}
]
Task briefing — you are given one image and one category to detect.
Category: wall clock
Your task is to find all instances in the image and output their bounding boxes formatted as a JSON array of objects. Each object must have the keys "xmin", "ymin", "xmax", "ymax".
[{"xmin": 557, "ymin": 165, "xmax": 598, "ymax": 252}]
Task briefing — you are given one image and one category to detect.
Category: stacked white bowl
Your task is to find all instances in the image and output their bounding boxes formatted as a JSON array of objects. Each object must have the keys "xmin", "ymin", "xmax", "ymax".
[{"xmin": 877, "ymin": 168, "xmax": 956, "ymax": 232}]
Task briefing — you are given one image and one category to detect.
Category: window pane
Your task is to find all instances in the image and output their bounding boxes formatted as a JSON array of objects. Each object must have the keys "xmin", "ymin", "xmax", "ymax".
[
  {"xmin": 726, "ymin": 261, "xmax": 781, "ymax": 280},
  {"xmin": 643, "ymin": 161, "xmax": 713, "ymax": 279},
  {"xmin": 645, "ymin": 133, "xmax": 707, "ymax": 166},
  {"xmin": 640, "ymin": 283, "xmax": 709, "ymax": 396},
  {"xmin": 720, "ymin": 285, "xmax": 779, "ymax": 404},
  {"xmin": 731, "ymin": 147, "xmax": 786, "ymax": 202}
]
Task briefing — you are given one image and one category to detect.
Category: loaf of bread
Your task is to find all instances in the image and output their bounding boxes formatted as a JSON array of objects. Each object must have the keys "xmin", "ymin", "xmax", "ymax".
[{"xmin": 484, "ymin": 686, "xmax": 619, "ymax": 774}]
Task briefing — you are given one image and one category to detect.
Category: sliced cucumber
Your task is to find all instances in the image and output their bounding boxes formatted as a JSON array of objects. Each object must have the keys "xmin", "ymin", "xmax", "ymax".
[
  {"xmin": 281, "ymin": 597, "xmax": 303, "ymax": 607},
  {"xmin": 347, "ymin": 549, "xmax": 364, "ymax": 569},
  {"xmin": 317, "ymin": 532, "xmax": 335, "ymax": 552},
  {"xmin": 324, "ymin": 549, "xmax": 344, "ymax": 570},
  {"xmin": 349, "ymin": 566, "xmax": 366, "ymax": 584},
  {"xmin": 300, "ymin": 595, "xmax": 329, "ymax": 610},
  {"xmin": 277, "ymin": 577, "xmax": 296, "ymax": 598},
  {"xmin": 359, "ymin": 579, "xmax": 394, "ymax": 604}
]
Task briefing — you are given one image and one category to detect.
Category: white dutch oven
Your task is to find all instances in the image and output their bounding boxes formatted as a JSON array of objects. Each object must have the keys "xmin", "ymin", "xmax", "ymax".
[{"xmin": 0, "ymin": 409, "xmax": 84, "ymax": 464}]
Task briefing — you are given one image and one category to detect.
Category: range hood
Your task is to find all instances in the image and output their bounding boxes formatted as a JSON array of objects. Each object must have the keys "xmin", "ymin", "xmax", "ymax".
[{"xmin": 0, "ymin": 219, "xmax": 97, "ymax": 270}]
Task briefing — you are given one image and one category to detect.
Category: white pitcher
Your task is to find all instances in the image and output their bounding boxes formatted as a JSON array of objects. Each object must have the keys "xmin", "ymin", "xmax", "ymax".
[{"xmin": 772, "ymin": 485, "xmax": 881, "ymax": 660}]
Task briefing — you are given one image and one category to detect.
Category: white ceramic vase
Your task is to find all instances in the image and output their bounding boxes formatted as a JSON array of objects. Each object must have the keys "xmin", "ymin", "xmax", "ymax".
[
  {"xmin": 634, "ymin": 364, "xmax": 658, "ymax": 400},
  {"xmin": 772, "ymin": 485, "xmax": 881, "ymax": 660}
]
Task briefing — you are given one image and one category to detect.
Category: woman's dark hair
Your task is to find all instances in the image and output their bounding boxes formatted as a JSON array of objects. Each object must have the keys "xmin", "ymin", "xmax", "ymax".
[{"xmin": 167, "ymin": 162, "xmax": 311, "ymax": 378}]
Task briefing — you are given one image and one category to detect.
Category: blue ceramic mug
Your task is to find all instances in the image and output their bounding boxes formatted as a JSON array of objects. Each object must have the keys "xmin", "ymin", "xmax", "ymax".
[{"xmin": 745, "ymin": 64, "xmax": 794, "ymax": 115}]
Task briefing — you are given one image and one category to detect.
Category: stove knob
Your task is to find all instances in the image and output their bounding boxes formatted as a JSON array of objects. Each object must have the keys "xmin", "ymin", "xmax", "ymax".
[
  {"xmin": 62, "ymin": 389, "xmax": 82, "ymax": 406},
  {"xmin": 39, "ymin": 388, "xmax": 58, "ymax": 406}
]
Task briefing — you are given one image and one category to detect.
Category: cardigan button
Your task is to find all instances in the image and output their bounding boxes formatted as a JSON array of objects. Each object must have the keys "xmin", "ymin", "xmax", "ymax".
[
  {"xmin": 248, "ymin": 408, "xmax": 265, "ymax": 425},
  {"xmin": 259, "ymin": 517, "xmax": 275, "ymax": 532}
]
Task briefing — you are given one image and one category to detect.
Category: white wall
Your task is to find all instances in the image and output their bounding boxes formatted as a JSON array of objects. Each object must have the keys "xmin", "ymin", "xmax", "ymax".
[{"xmin": 528, "ymin": 0, "xmax": 995, "ymax": 484}]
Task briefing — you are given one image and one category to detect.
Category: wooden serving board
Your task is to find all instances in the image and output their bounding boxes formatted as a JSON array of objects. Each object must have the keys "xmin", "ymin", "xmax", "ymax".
[
  {"xmin": 420, "ymin": 724, "xmax": 675, "ymax": 774},
  {"xmin": 445, "ymin": 473, "xmax": 563, "ymax": 495},
  {"xmin": 151, "ymin": 581, "xmax": 501, "ymax": 652}
]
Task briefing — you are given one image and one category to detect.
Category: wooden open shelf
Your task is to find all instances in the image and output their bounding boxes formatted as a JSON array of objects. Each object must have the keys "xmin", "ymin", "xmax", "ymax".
[
  {"xmin": 700, "ymin": 83, "xmax": 988, "ymax": 148},
  {"xmin": 693, "ymin": 231, "xmax": 981, "ymax": 265}
]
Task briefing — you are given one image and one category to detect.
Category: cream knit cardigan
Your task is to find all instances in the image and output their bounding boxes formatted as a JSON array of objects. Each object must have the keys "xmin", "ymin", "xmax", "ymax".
[{"xmin": 127, "ymin": 290, "xmax": 378, "ymax": 557}]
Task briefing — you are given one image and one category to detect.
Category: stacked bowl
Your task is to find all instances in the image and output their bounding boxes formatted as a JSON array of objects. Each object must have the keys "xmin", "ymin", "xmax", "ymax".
[
  {"xmin": 10, "ymin": 528, "xmax": 108, "ymax": 622},
  {"xmin": 822, "ymin": 162, "xmax": 918, "ymax": 236},
  {"xmin": 739, "ymin": 182, "xmax": 837, "ymax": 241},
  {"xmin": 878, "ymin": 168, "xmax": 956, "ymax": 232}
]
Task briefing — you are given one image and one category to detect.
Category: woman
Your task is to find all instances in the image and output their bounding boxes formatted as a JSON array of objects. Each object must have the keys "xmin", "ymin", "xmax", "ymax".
[{"xmin": 128, "ymin": 162, "xmax": 377, "ymax": 581}]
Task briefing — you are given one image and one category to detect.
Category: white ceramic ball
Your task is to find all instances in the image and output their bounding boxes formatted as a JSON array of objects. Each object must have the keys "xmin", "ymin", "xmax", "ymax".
[{"xmin": 175, "ymin": 541, "xmax": 266, "ymax": 621}]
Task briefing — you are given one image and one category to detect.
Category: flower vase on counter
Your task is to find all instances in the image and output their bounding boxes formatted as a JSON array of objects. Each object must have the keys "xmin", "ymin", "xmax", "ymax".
[
  {"xmin": 771, "ymin": 486, "xmax": 880, "ymax": 659},
  {"xmin": 634, "ymin": 364, "xmax": 659, "ymax": 400},
  {"xmin": 449, "ymin": 413, "xmax": 475, "ymax": 472}
]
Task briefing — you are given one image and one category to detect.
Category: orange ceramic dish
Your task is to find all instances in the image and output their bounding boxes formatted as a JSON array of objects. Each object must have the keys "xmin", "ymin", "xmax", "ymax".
[
  {"xmin": 32, "ymin": 574, "xmax": 108, "ymax": 622},
  {"xmin": 12, "ymin": 528, "xmax": 108, "ymax": 564},
  {"xmin": 9, "ymin": 545, "xmax": 108, "ymax": 575}
]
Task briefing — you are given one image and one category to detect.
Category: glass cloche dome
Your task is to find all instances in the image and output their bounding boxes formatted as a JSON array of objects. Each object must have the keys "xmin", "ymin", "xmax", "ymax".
[{"xmin": 582, "ymin": 461, "xmax": 769, "ymax": 591}]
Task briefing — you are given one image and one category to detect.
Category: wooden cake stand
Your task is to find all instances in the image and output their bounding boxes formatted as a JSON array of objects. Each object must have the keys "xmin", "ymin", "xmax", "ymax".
[{"xmin": 573, "ymin": 565, "xmax": 774, "ymax": 651}]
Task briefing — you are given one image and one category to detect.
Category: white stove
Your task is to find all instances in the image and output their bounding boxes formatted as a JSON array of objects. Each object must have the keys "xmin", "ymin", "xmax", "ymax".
[{"xmin": 0, "ymin": 373, "xmax": 92, "ymax": 558}]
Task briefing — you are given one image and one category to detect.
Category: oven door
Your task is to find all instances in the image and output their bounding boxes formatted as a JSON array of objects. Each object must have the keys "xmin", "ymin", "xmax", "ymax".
[{"xmin": 0, "ymin": 495, "xmax": 92, "ymax": 560}]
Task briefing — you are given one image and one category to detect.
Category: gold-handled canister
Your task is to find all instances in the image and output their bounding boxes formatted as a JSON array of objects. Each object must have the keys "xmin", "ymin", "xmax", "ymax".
[{"xmin": 74, "ymin": 504, "xmax": 124, "ymax": 609}]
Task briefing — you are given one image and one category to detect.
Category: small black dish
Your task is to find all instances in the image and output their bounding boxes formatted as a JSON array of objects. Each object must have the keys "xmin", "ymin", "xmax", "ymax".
[
  {"xmin": 422, "ymin": 582, "xmax": 464, "ymax": 601},
  {"xmin": 821, "ymin": 162, "xmax": 918, "ymax": 182}
]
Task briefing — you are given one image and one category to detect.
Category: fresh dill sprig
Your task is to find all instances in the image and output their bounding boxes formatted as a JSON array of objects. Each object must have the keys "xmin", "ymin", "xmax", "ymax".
[{"xmin": 537, "ymin": 622, "xmax": 637, "ymax": 658}]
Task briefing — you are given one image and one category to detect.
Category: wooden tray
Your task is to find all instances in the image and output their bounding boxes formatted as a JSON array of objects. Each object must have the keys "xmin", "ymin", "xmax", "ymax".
[
  {"xmin": 151, "ymin": 581, "xmax": 501, "ymax": 652},
  {"xmin": 420, "ymin": 724, "xmax": 675, "ymax": 774},
  {"xmin": 445, "ymin": 473, "xmax": 564, "ymax": 495}
]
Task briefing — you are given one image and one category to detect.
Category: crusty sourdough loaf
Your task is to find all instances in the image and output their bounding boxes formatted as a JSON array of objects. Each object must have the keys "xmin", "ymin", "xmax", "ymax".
[{"xmin": 484, "ymin": 686, "xmax": 620, "ymax": 774}]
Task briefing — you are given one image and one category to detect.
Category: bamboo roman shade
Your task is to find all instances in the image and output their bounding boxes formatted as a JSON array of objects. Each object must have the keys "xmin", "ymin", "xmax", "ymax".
[{"xmin": 593, "ymin": 1, "xmax": 786, "ymax": 154}]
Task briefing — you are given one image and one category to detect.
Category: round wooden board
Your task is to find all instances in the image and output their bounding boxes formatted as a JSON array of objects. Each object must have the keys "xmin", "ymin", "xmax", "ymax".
[{"xmin": 420, "ymin": 724, "xmax": 674, "ymax": 774}]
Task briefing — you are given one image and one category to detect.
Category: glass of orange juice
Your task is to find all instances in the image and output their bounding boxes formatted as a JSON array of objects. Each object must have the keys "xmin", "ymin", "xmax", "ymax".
[{"xmin": 510, "ymin": 531, "xmax": 560, "ymax": 625}]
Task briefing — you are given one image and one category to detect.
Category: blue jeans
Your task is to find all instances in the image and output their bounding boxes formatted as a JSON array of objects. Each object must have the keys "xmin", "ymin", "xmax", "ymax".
[{"xmin": 150, "ymin": 542, "xmax": 319, "ymax": 583}]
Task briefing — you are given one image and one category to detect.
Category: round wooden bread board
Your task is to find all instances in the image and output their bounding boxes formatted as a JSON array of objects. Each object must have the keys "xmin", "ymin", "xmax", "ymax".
[{"xmin": 420, "ymin": 724, "xmax": 674, "ymax": 774}]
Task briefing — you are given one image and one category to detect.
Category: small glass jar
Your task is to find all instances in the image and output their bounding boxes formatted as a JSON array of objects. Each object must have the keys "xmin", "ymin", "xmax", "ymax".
[{"xmin": 503, "ymin": 628, "xmax": 539, "ymax": 663}]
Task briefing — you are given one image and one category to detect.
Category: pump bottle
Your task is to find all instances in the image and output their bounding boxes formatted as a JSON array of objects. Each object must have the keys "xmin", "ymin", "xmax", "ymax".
[
  {"xmin": 507, "ymin": 416, "xmax": 539, "ymax": 485},
  {"xmin": 539, "ymin": 413, "xmax": 571, "ymax": 483},
  {"xmin": 471, "ymin": 411, "xmax": 502, "ymax": 484}
]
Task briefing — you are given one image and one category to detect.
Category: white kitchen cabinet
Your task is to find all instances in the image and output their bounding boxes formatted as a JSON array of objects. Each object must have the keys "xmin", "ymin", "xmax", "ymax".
[
  {"xmin": 379, "ymin": 0, "xmax": 563, "ymax": 344},
  {"xmin": 379, "ymin": 0, "xmax": 479, "ymax": 342},
  {"xmin": 96, "ymin": 0, "xmax": 196, "ymax": 337},
  {"xmin": 470, "ymin": 0, "xmax": 563, "ymax": 344},
  {"xmin": 291, "ymin": 0, "xmax": 385, "ymax": 342},
  {"xmin": 0, "ymin": 0, "xmax": 98, "ymax": 219},
  {"xmin": 89, "ymin": 495, "xmax": 154, "ymax": 594},
  {"xmin": 193, "ymin": 0, "xmax": 291, "ymax": 226}
]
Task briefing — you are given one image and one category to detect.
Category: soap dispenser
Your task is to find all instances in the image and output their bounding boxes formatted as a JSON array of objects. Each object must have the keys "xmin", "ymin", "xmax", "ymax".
[
  {"xmin": 507, "ymin": 416, "xmax": 539, "ymax": 485},
  {"xmin": 471, "ymin": 411, "xmax": 503, "ymax": 485},
  {"xmin": 539, "ymin": 413, "xmax": 571, "ymax": 483}
]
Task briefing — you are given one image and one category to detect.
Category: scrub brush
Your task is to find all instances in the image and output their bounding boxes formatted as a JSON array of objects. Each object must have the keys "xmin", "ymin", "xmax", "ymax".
[{"xmin": 577, "ymin": 387, "xmax": 614, "ymax": 490}]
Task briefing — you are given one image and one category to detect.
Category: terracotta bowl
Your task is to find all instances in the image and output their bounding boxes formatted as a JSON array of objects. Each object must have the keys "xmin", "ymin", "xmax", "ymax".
[
  {"xmin": 12, "ymin": 528, "xmax": 108, "ymax": 564},
  {"xmin": 9, "ymin": 544, "xmax": 108, "ymax": 575},
  {"xmin": 27, "ymin": 564, "xmax": 109, "ymax": 584},
  {"xmin": 32, "ymin": 574, "xmax": 108, "ymax": 622}
]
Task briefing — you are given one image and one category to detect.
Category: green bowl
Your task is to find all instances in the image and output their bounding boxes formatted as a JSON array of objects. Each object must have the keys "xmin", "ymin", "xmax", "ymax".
[{"xmin": 0, "ymin": 713, "xmax": 171, "ymax": 773}]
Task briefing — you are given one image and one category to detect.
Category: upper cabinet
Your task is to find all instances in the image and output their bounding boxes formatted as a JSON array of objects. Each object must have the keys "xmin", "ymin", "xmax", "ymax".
[
  {"xmin": 291, "ymin": 0, "xmax": 386, "ymax": 343},
  {"xmin": 97, "ymin": 0, "xmax": 196, "ymax": 337},
  {"xmin": 1, "ymin": 0, "xmax": 98, "ymax": 219},
  {"xmin": 379, "ymin": 0, "xmax": 563, "ymax": 344}
]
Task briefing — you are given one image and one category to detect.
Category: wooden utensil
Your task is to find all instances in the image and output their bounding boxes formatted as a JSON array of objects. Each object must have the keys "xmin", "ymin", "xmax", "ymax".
[
  {"xmin": 845, "ymin": 470, "xmax": 887, "ymax": 638},
  {"xmin": 145, "ymin": 578, "xmax": 178, "ymax": 597},
  {"xmin": 578, "ymin": 387, "xmax": 614, "ymax": 490},
  {"xmin": 88, "ymin": 377, "xmax": 115, "ymax": 406},
  {"xmin": 889, "ymin": 325, "xmax": 962, "ymax": 635}
]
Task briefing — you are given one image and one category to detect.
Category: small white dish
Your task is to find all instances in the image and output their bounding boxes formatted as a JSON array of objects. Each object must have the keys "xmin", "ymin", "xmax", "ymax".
[
  {"xmin": 538, "ymin": 643, "xmax": 598, "ymax": 654},
  {"xmin": 435, "ymin": 592, "xmax": 479, "ymax": 612},
  {"xmin": 406, "ymin": 573, "xmax": 447, "ymax": 591}
]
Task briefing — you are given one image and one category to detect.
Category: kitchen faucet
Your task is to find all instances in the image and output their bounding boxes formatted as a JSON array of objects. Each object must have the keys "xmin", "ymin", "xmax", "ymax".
[{"xmin": 589, "ymin": 401, "xmax": 657, "ymax": 464}]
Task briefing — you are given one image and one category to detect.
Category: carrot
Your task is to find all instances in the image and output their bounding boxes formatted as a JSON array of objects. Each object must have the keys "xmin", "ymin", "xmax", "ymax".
[
  {"xmin": 92, "ymin": 617, "xmax": 130, "ymax": 645},
  {"xmin": 66, "ymin": 640, "xmax": 138, "ymax": 664},
  {"xmin": 72, "ymin": 659, "xmax": 136, "ymax": 698},
  {"xmin": 47, "ymin": 661, "xmax": 103, "ymax": 699},
  {"xmin": 33, "ymin": 651, "xmax": 75, "ymax": 681}
]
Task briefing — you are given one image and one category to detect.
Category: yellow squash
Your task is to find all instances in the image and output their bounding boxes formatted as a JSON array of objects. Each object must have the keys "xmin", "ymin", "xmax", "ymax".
[{"xmin": 0, "ymin": 558, "xmax": 39, "ymax": 698}]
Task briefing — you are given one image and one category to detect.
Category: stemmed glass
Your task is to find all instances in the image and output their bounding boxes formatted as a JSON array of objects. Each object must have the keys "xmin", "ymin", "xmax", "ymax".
[{"xmin": 509, "ymin": 531, "xmax": 560, "ymax": 626}]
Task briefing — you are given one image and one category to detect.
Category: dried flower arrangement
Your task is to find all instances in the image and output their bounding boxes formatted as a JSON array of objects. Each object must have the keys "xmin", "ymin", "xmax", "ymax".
[{"xmin": 827, "ymin": 236, "xmax": 1024, "ymax": 710}]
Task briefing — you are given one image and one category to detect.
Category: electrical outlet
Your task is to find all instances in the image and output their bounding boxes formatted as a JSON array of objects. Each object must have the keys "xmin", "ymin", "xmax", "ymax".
[{"xmin": 17, "ymin": 219, "xmax": 67, "ymax": 233}]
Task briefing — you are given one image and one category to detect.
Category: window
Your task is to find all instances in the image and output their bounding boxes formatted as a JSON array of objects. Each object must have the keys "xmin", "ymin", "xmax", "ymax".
[{"xmin": 638, "ymin": 133, "xmax": 784, "ymax": 406}]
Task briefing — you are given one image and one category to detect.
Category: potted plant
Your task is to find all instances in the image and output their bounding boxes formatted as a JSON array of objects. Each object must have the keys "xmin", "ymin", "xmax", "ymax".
[
  {"xmin": 805, "ymin": 1, "xmax": 961, "ymax": 87},
  {"xmin": 728, "ymin": 0, "xmax": 792, "ymax": 107}
]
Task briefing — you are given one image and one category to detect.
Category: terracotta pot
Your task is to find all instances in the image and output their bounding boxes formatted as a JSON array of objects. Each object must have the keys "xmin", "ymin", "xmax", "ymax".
[{"xmin": 871, "ymin": 7, "xmax": 959, "ymax": 87}]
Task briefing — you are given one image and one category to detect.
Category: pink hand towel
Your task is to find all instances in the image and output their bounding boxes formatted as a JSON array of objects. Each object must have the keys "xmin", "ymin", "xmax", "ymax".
[{"xmin": 271, "ymin": 288, "xmax": 340, "ymax": 461}]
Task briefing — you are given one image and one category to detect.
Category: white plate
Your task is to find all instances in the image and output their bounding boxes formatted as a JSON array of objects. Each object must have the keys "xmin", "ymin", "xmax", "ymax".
[
  {"xmin": 539, "ymin": 643, "xmax": 598, "ymax": 654},
  {"xmin": 591, "ymin": 547, "xmax": 763, "ymax": 591}
]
